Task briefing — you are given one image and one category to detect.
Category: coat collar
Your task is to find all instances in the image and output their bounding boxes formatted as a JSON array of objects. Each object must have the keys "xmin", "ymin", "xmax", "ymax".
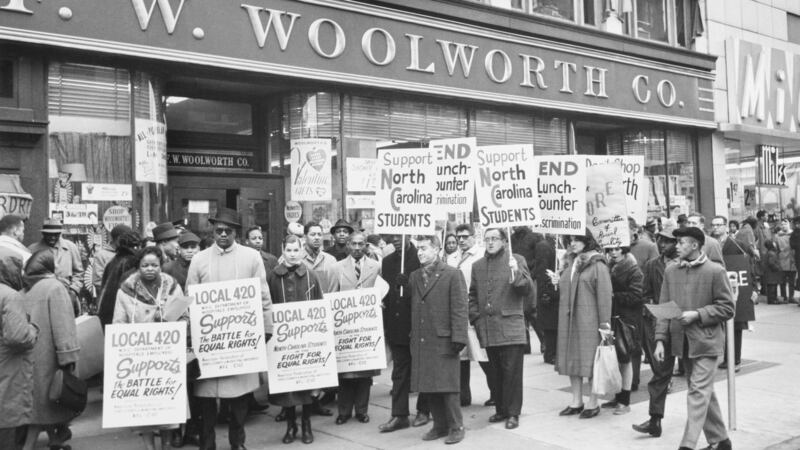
[
  {"xmin": 274, "ymin": 262, "xmax": 308, "ymax": 277},
  {"xmin": 417, "ymin": 258, "xmax": 446, "ymax": 299}
]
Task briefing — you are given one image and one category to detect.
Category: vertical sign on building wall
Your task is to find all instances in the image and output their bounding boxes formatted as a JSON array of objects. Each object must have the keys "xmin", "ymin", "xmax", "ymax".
[
  {"xmin": 757, "ymin": 145, "xmax": 785, "ymax": 186},
  {"xmin": 134, "ymin": 82, "xmax": 167, "ymax": 185},
  {"xmin": 291, "ymin": 138, "xmax": 332, "ymax": 201}
]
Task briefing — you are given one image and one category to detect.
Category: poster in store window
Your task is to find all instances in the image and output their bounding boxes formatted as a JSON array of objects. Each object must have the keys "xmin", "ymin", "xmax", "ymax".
[
  {"xmin": 134, "ymin": 118, "xmax": 168, "ymax": 185},
  {"xmin": 291, "ymin": 138, "xmax": 332, "ymax": 201}
]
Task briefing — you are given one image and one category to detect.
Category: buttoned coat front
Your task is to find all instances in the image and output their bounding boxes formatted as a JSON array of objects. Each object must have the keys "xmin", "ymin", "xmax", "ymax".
[{"xmin": 409, "ymin": 260, "xmax": 467, "ymax": 393}]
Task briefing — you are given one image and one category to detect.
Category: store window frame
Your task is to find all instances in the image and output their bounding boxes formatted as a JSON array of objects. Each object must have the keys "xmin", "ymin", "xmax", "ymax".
[{"xmin": 0, "ymin": 58, "xmax": 14, "ymax": 104}]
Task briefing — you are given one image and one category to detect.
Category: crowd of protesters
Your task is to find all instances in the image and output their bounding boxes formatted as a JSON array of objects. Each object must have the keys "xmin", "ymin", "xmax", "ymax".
[{"xmin": 0, "ymin": 205, "xmax": 789, "ymax": 449}]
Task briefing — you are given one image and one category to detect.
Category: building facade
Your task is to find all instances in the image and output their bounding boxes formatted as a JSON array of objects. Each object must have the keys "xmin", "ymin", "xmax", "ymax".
[{"xmin": 0, "ymin": 0, "xmax": 717, "ymax": 252}]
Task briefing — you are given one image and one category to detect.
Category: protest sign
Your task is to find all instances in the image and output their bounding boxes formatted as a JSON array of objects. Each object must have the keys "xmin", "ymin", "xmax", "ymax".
[
  {"xmin": 725, "ymin": 254, "xmax": 753, "ymax": 307},
  {"xmin": 102, "ymin": 205, "xmax": 132, "ymax": 232},
  {"xmin": 50, "ymin": 202, "xmax": 99, "ymax": 225},
  {"xmin": 586, "ymin": 155, "xmax": 647, "ymax": 224},
  {"xmin": 430, "ymin": 138, "xmax": 475, "ymax": 217},
  {"xmin": 375, "ymin": 147, "xmax": 436, "ymax": 235},
  {"xmin": 325, "ymin": 288, "xmax": 386, "ymax": 373},
  {"xmin": 102, "ymin": 322, "xmax": 187, "ymax": 428},
  {"xmin": 346, "ymin": 158, "xmax": 379, "ymax": 192},
  {"xmin": 472, "ymin": 144, "xmax": 538, "ymax": 228},
  {"xmin": 586, "ymin": 163, "xmax": 630, "ymax": 248},
  {"xmin": 532, "ymin": 155, "xmax": 586, "ymax": 234},
  {"xmin": 187, "ymin": 278, "xmax": 268, "ymax": 379},
  {"xmin": 291, "ymin": 138, "xmax": 332, "ymax": 201},
  {"xmin": 267, "ymin": 300, "xmax": 338, "ymax": 394}
]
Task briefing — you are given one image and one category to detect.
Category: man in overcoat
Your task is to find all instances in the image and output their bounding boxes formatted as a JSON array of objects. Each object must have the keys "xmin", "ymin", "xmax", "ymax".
[
  {"xmin": 468, "ymin": 228, "xmax": 532, "ymax": 430},
  {"xmin": 186, "ymin": 208, "xmax": 273, "ymax": 450},
  {"xmin": 654, "ymin": 227, "xmax": 735, "ymax": 450},
  {"xmin": 409, "ymin": 235, "xmax": 467, "ymax": 444}
]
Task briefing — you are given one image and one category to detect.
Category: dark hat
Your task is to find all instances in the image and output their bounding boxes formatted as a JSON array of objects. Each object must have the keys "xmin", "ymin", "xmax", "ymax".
[
  {"xmin": 152, "ymin": 222, "xmax": 179, "ymax": 242},
  {"xmin": 673, "ymin": 226, "xmax": 705, "ymax": 246},
  {"xmin": 41, "ymin": 218, "xmax": 64, "ymax": 234},
  {"xmin": 178, "ymin": 232, "xmax": 200, "ymax": 246},
  {"xmin": 208, "ymin": 207, "xmax": 241, "ymax": 228},
  {"xmin": 645, "ymin": 217, "xmax": 658, "ymax": 229},
  {"xmin": 330, "ymin": 218, "xmax": 354, "ymax": 234},
  {"xmin": 110, "ymin": 224, "xmax": 133, "ymax": 240}
]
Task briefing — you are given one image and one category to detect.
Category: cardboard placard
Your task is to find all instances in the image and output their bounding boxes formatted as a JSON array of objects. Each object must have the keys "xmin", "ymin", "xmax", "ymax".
[
  {"xmin": 325, "ymin": 288, "xmax": 386, "ymax": 373},
  {"xmin": 375, "ymin": 147, "xmax": 436, "ymax": 235},
  {"xmin": 430, "ymin": 138, "xmax": 476, "ymax": 217},
  {"xmin": 586, "ymin": 163, "xmax": 630, "ymax": 248},
  {"xmin": 531, "ymin": 155, "xmax": 587, "ymax": 234},
  {"xmin": 472, "ymin": 144, "xmax": 538, "ymax": 228}
]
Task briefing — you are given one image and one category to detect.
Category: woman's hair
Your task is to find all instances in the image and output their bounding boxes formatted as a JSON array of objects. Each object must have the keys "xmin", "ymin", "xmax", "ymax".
[
  {"xmin": 570, "ymin": 228, "xmax": 599, "ymax": 252},
  {"xmin": 24, "ymin": 249, "xmax": 55, "ymax": 277},
  {"xmin": 444, "ymin": 233, "xmax": 457, "ymax": 245},
  {"xmin": 117, "ymin": 230, "xmax": 142, "ymax": 253},
  {"xmin": 136, "ymin": 246, "xmax": 164, "ymax": 267},
  {"xmin": 283, "ymin": 234, "xmax": 303, "ymax": 248},
  {"xmin": 606, "ymin": 246, "xmax": 631, "ymax": 254},
  {"xmin": 764, "ymin": 239, "xmax": 777, "ymax": 252},
  {"xmin": 729, "ymin": 219, "xmax": 739, "ymax": 229}
]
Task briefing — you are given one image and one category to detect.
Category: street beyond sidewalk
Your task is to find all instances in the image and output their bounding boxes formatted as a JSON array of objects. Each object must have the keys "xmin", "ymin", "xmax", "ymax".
[{"xmin": 58, "ymin": 303, "xmax": 800, "ymax": 450}]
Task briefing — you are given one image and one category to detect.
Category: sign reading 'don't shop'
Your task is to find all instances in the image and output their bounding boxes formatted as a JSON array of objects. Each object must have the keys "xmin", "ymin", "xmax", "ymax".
[
  {"xmin": 472, "ymin": 144, "xmax": 538, "ymax": 229},
  {"xmin": 585, "ymin": 155, "xmax": 647, "ymax": 225},
  {"xmin": 375, "ymin": 147, "xmax": 436, "ymax": 235}
]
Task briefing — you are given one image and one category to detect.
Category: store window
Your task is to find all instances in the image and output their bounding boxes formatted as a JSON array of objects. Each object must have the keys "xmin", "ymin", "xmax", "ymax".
[
  {"xmin": 635, "ymin": 0, "xmax": 669, "ymax": 42},
  {"xmin": 469, "ymin": 109, "xmax": 567, "ymax": 154},
  {"xmin": 166, "ymin": 98, "xmax": 252, "ymax": 135}
]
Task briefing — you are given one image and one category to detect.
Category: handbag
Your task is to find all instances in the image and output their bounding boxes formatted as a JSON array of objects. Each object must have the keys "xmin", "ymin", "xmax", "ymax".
[
  {"xmin": 48, "ymin": 367, "xmax": 88, "ymax": 415},
  {"xmin": 591, "ymin": 337, "xmax": 622, "ymax": 396},
  {"xmin": 611, "ymin": 316, "xmax": 638, "ymax": 364}
]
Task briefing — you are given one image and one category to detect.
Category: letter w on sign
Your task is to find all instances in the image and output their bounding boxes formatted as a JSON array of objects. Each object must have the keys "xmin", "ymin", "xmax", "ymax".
[{"xmin": 130, "ymin": 0, "xmax": 186, "ymax": 34}]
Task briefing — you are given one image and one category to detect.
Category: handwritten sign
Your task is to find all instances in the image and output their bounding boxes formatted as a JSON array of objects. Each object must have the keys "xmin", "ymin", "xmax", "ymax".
[
  {"xmin": 586, "ymin": 163, "xmax": 630, "ymax": 248},
  {"xmin": 187, "ymin": 278, "xmax": 268, "ymax": 379},
  {"xmin": 586, "ymin": 155, "xmax": 647, "ymax": 224},
  {"xmin": 291, "ymin": 138, "xmax": 332, "ymax": 201},
  {"xmin": 430, "ymin": 138, "xmax": 476, "ymax": 217},
  {"xmin": 472, "ymin": 144, "xmax": 538, "ymax": 228},
  {"xmin": 325, "ymin": 288, "xmax": 386, "ymax": 373},
  {"xmin": 134, "ymin": 118, "xmax": 167, "ymax": 185},
  {"xmin": 532, "ymin": 155, "xmax": 586, "ymax": 234},
  {"xmin": 375, "ymin": 147, "xmax": 436, "ymax": 235},
  {"xmin": 267, "ymin": 300, "xmax": 338, "ymax": 394},
  {"xmin": 102, "ymin": 322, "xmax": 187, "ymax": 428},
  {"xmin": 50, "ymin": 203, "xmax": 98, "ymax": 225},
  {"xmin": 346, "ymin": 158, "xmax": 379, "ymax": 192}
]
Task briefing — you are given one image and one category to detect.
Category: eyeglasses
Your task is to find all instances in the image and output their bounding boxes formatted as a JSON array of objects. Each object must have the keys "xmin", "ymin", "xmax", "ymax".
[
  {"xmin": 456, "ymin": 234, "xmax": 472, "ymax": 240},
  {"xmin": 484, "ymin": 237, "xmax": 502, "ymax": 243},
  {"xmin": 711, "ymin": 223, "xmax": 726, "ymax": 227},
  {"xmin": 214, "ymin": 227, "xmax": 233, "ymax": 235}
]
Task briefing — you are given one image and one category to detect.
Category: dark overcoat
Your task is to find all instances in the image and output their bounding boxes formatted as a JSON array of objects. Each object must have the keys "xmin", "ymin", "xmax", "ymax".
[
  {"xmin": 409, "ymin": 259, "xmax": 467, "ymax": 393},
  {"xmin": 533, "ymin": 238, "xmax": 558, "ymax": 331},
  {"xmin": 468, "ymin": 249, "xmax": 532, "ymax": 348},
  {"xmin": 381, "ymin": 244, "xmax": 420, "ymax": 346},
  {"xmin": 0, "ymin": 284, "xmax": 38, "ymax": 428}
]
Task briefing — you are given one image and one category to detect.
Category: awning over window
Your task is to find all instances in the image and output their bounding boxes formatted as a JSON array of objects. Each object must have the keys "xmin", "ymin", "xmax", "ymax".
[{"xmin": 0, "ymin": 174, "xmax": 33, "ymax": 219}]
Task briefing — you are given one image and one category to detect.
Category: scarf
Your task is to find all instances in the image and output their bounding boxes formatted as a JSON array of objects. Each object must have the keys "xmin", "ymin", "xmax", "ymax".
[{"xmin": 679, "ymin": 252, "xmax": 707, "ymax": 268}]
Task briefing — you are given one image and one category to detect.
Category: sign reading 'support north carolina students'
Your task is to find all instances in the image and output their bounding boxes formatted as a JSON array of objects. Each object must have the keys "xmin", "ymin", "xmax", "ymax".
[
  {"xmin": 586, "ymin": 163, "xmax": 630, "ymax": 248},
  {"xmin": 267, "ymin": 300, "xmax": 338, "ymax": 394},
  {"xmin": 325, "ymin": 288, "xmax": 387, "ymax": 373},
  {"xmin": 473, "ymin": 144, "xmax": 538, "ymax": 228},
  {"xmin": 532, "ymin": 155, "xmax": 586, "ymax": 235},
  {"xmin": 102, "ymin": 322, "xmax": 187, "ymax": 428},
  {"xmin": 187, "ymin": 278, "xmax": 268, "ymax": 379},
  {"xmin": 375, "ymin": 148, "xmax": 436, "ymax": 235},
  {"xmin": 430, "ymin": 138, "xmax": 476, "ymax": 218}
]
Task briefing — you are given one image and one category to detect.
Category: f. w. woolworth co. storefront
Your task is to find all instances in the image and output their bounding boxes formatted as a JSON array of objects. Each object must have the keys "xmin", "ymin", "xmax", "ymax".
[{"xmin": 0, "ymin": 0, "xmax": 716, "ymax": 251}]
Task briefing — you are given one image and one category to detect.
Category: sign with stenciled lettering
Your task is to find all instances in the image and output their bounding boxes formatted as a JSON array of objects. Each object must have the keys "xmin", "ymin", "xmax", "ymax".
[
  {"xmin": 0, "ymin": 0, "xmax": 713, "ymax": 128},
  {"xmin": 167, "ymin": 150, "xmax": 254, "ymax": 172}
]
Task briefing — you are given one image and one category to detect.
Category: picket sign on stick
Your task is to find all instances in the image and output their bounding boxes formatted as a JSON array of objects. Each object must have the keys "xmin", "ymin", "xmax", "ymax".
[
  {"xmin": 507, "ymin": 226, "xmax": 515, "ymax": 283},
  {"xmin": 399, "ymin": 235, "xmax": 406, "ymax": 297}
]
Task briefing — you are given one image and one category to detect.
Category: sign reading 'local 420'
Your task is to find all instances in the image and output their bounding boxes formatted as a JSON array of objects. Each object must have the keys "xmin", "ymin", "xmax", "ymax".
[{"xmin": 0, "ymin": 0, "xmax": 713, "ymax": 127}]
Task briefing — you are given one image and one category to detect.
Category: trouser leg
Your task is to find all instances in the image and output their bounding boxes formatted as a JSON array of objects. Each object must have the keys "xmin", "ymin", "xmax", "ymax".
[
  {"xmin": 338, "ymin": 379, "xmax": 355, "ymax": 417},
  {"xmin": 543, "ymin": 330, "xmax": 557, "ymax": 363},
  {"xmin": 644, "ymin": 319, "xmax": 674, "ymax": 418},
  {"xmin": 485, "ymin": 348, "xmax": 503, "ymax": 415},
  {"xmin": 499, "ymin": 345, "xmax": 524, "ymax": 416},
  {"xmin": 389, "ymin": 345, "xmax": 411, "ymax": 417},
  {"xmin": 443, "ymin": 392, "xmax": 463, "ymax": 430},
  {"xmin": 479, "ymin": 360, "xmax": 497, "ymax": 402},
  {"xmin": 227, "ymin": 394, "xmax": 249, "ymax": 447},
  {"xmin": 680, "ymin": 356, "xmax": 728, "ymax": 449},
  {"xmin": 631, "ymin": 350, "xmax": 642, "ymax": 389},
  {"xmin": 354, "ymin": 378, "xmax": 372, "ymax": 415},
  {"xmin": 198, "ymin": 398, "xmax": 217, "ymax": 450},
  {"xmin": 459, "ymin": 360, "xmax": 471, "ymax": 405},
  {"xmin": 734, "ymin": 328, "xmax": 743, "ymax": 365},
  {"xmin": 416, "ymin": 392, "xmax": 430, "ymax": 415},
  {"xmin": 427, "ymin": 394, "xmax": 448, "ymax": 433}
]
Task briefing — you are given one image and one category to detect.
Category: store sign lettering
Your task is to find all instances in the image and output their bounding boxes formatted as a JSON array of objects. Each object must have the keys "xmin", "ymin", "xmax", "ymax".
[
  {"xmin": 727, "ymin": 38, "xmax": 800, "ymax": 131},
  {"xmin": 0, "ymin": 0, "xmax": 32, "ymax": 14},
  {"xmin": 130, "ymin": 0, "xmax": 186, "ymax": 34}
]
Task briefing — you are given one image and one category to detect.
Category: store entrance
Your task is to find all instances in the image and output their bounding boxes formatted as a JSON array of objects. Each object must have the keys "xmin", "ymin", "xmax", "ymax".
[{"xmin": 168, "ymin": 173, "xmax": 284, "ymax": 255}]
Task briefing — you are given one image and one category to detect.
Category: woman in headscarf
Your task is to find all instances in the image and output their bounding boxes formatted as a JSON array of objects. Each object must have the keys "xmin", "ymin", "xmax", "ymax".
[
  {"xmin": 268, "ymin": 235, "xmax": 324, "ymax": 445},
  {"xmin": 97, "ymin": 230, "xmax": 141, "ymax": 327},
  {"xmin": 21, "ymin": 249, "xmax": 80, "ymax": 450},
  {"xmin": 113, "ymin": 246, "xmax": 187, "ymax": 450},
  {"xmin": 554, "ymin": 229, "xmax": 612, "ymax": 420}
]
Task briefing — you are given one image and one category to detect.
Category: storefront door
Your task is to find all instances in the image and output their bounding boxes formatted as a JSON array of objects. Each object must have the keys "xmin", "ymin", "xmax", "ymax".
[{"xmin": 168, "ymin": 174, "xmax": 284, "ymax": 255}]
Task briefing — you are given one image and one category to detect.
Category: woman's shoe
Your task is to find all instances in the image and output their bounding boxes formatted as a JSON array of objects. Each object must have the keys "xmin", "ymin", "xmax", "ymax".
[
  {"xmin": 282, "ymin": 421, "xmax": 298, "ymax": 444},
  {"xmin": 301, "ymin": 419, "xmax": 314, "ymax": 444},
  {"xmin": 579, "ymin": 407, "xmax": 600, "ymax": 419},
  {"xmin": 558, "ymin": 405, "xmax": 584, "ymax": 416}
]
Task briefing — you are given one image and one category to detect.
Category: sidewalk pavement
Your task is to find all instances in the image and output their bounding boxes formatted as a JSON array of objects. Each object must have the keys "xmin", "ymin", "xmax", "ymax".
[{"xmin": 58, "ymin": 302, "xmax": 800, "ymax": 450}]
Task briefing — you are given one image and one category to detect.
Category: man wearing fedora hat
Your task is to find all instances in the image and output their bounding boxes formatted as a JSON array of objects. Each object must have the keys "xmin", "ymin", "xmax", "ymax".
[
  {"xmin": 187, "ymin": 207, "xmax": 273, "ymax": 450},
  {"xmin": 28, "ymin": 218, "xmax": 83, "ymax": 307},
  {"xmin": 326, "ymin": 219, "xmax": 354, "ymax": 261},
  {"xmin": 152, "ymin": 222, "xmax": 180, "ymax": 262}
]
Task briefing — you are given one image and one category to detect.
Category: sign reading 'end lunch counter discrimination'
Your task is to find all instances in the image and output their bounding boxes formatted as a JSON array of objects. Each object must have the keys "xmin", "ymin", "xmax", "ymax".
[
  {"xmin": 473, "ymin": 144, "xmax": 539, "ymax": 228},
  {"xmin": 532, "ymin": 155, "xmax": 587, "ymax": 235},
  {"xmin": 102, "ymin": 322, "xmax": 187, "ymax": 429},
  {"xmin": 187, "ymin": 278, "xmax": 268, "ymax": 379},
  {"xmin": 325, "ymin": 288, "xmax": 386, "ymax": 373},
  {"xmin": 375, "ymin": 148, "xmax": 436, "ymax": 235},
  {"xmin": 267, "ymin": 300, "xmax": 338, "ymax": 394}
]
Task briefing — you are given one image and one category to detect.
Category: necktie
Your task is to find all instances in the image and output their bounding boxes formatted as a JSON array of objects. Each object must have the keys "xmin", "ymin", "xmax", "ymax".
[{"xmin": 355, "ymin": 259, "xmax": 361, "ymax": 280}]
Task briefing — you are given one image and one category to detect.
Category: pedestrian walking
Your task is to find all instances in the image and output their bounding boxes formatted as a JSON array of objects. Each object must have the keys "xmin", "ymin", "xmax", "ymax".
[
  {"xmin": 20, "ymin": 250, "xmax": 80, "ymax": 450},
  {"xmin": 774, "ymin": 218, "xmax": 796, "ymax": 303},
  {"xmin": 654, "ymin": 226, "xmax": 735, "ymax": 450},
  {"xmin": 267, "ymin": 235, "xmax": 324, "ymax": 444},
  {"xmin": 468, "ymin": 228, "xmax": 533, "ymax": 429},
  {"xmin": 554, "ymin": 229, "xmax": 612, "ymax": 420},
  {"xmin": 409, "ymin": 235, "xmax": 467, "ymax": 444}
]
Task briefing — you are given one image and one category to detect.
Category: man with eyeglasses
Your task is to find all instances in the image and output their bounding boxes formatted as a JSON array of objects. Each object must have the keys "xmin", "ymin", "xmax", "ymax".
[
  {"xmin": 187, "ymin": 208, "xmax": 273, "ymax": 450},
  {"xmin": 446, "ymin": 224, "xmax": 496, "ymax": 408},
  {"xmin": 468, "ymin": 228, "xmax": 533, "ymax": 430},
  {"xmin": 687, "ymin": 213, "xmax": 724, "ymax": 266}
]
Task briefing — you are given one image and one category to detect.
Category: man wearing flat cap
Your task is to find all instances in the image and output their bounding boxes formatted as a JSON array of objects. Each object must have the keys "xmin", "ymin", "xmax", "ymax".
[
  {"xmin": 654, "ymin": 226, "xmax": 735, "ymax": 450},
  {"xmin": 152, "ymin": 221, "xmax": 180, "ymax": 262},
  {"xmin": 163, "ymin": 232, "xmax": 200, "ymax": 291},
  {"xmin": 186, "ymin": 208, "xmax": 273, "ymax": 450},
  {"xmin": 28, "ymin": 218, "xmax": 83, "ymax": 308},
  {"xmin": 326, "ymin": 219, "xmax": 354, "ymax": 261}
]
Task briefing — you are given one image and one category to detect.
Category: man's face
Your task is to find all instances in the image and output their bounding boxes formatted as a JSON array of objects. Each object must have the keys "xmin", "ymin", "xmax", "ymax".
[
  {"xmin": 484, "ymin": 230, "xmax": 505, "ymax": 255},
  {"xmin": 456, "ymin": 229, "xmax": 475, "ymax": 252},
  {"xmin": 43, "ymin": 232, "xmax": 60, "ymax": 247},
  {"xmin": 656, "ymin": 235, "xmax": 677, "ymax": 257},
  {"xmin": 348, "ymin": 234, "xmax": 366, "ymax": 260},
  {"xmin": 676, "ymin": 237, "xmax": 698, "ymax": 260},
  {"xmin": 710, "ymin": 219, "xmax": 727, "ymax": 239},
  {"xmin": 159, "ymin": 238, "xmax": 180, "ymax": 258},
  {"xmin": 179, "ymin": 243, "xmax": 199, "ymax": 263},
  {"xmin": 417, "ymin": 239, "xmax": 438, "ymax": 265},
  {"xmin": 687, "ymin": 216, "xmax": 703, "ymax": 229},
  {"xmin": 213, "ymin": 224, "xmax": 236, "ymax": 249},
  {"xmin": 13, "ymin": 223, "xmax": 24, "ymax": 242},
  {"xmin": 334, "ymin": 228, "xmax": 351, "ymax": 245},
  {"xmin": 245, "ymin": 229, "xmax": 264, "ymax": 251},
  {"xmin": 305, "ymin": 226, "xmax": 323, "ymax": 250}
]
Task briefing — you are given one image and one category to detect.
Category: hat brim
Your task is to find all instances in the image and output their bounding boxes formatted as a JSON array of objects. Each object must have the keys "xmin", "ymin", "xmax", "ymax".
[
  {"xmin": 331, "ymin": 225, "xmax": 354, "ymax": 233},
  {"xmin": 154, "ymin": 229, "xmax": 180, "ymax": 241},
  {"xmin": 208, "ymin": 218, "xmax": 241, "ymax": 228},
  {"xmin": 41, "ymin": 229, "xmax": 63, "ymax": 234}
]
